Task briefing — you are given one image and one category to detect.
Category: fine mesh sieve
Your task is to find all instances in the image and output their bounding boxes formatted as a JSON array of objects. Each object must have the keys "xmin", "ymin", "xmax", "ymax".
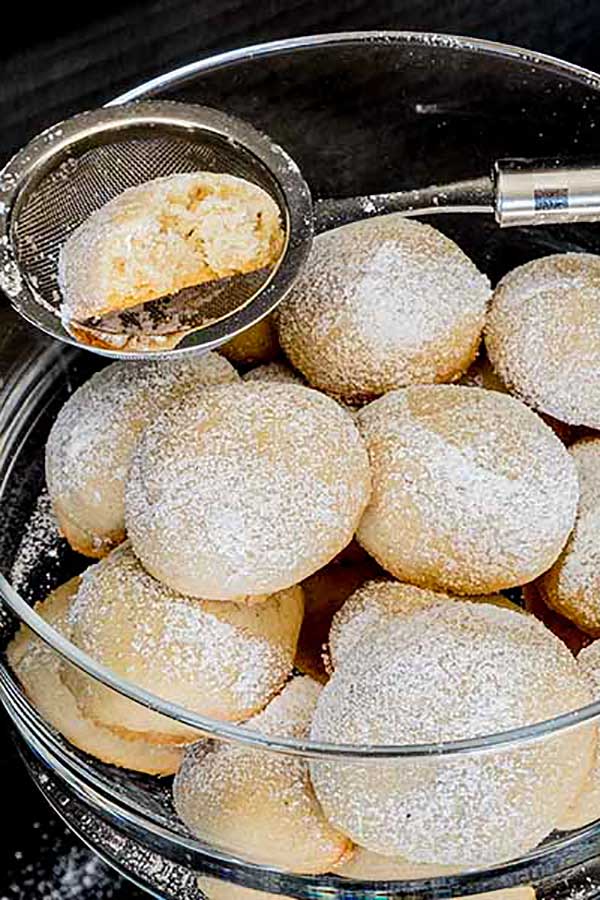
[
  {"xmin": 14, "ymin": 135, "xmax": 280, "ymax": 322},
  {"xmin": 0, "ymin": 101, "xmax": 311, "ymax": 358},
  {"xmin": 2, "ymin": 99, "xmax": 600, "ymax": 360}
]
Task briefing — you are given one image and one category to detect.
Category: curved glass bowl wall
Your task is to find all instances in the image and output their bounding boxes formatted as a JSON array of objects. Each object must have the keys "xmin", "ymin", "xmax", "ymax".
[{"xmin": 3, "ymin": 32, "xmax": 600, "ymax": 899}]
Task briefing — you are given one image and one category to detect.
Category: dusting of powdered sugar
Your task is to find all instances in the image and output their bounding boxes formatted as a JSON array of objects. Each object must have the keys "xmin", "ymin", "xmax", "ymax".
[
  {"xmin": 558, "ymin": 638, "xmax": 600, "ymax": 832},
  {"xmin": 125, "ymin": 382, "xmax": 371, "ymax": 600},
  {"xmin": 65, "ymin": 543, "xmax": 301, "ymax": 728},
  {"xmin": 277, "ymin": 216, "xmax": 490, "ymax": 402},
  {"xmin": 173, "ymin": 677, "xmax": 351, "ymax": 873},
  {"xmin": 1, "ymin": 842, "xmax": 117, "ymax": 900},
  {"xmin": 485, "ymin": 253, "xmax": 600, "ymax": 427},
  {"xmin": 46, "ymin": 851, "xmax": 112, "ymax": 899},
  {"xmin": 539, "ymin": 437, "xmax": 600, "ymax": 633},
  {"xmin": 310, "ymin": 601, "xmax": 595, "ymax": 868},
  {"xmin": 59, "ymin": 172, "xmax": 284, "ymax": 325},
  {"xmin": 329, "ymin": 579, "xmax": 453, "ymax": 668},
  {"xmin": 7, "ymin": 578, "xmax": 184, "ymax": 776},
  {"xmin": 246, "ymin": 674, "xmax": 321, "ymax": 738},
  {"xmin": 356, "ymin": 385, "xmax": 579, "ymax": 595},
  {"xmin": 329, "ymin": 579, "xmax": 515, "ymax": 670},
  {"xmin": 242, "ymin": 360, "xmax": 360, "ymax": 417},
  {"xmin": 561, "ymin": 884, "xmax": 600, "ymax": 900}
]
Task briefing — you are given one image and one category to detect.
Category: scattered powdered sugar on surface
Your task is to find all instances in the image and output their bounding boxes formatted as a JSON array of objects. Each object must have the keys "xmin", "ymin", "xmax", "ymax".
[
  {"xmin": 277, "ymin": 216, "xmax": 490, "ymax": 401},
  {"xmin": 561, "ymin": 880, "xmax": 600, "ymax": 900},
  {"xmin": 173, "ymin": 677, "xmax": 350, "ymax": 873},
  {"xmin": 2, "ymin": 842, "xmax": 117, "ymax": 900},
  {"xmin": 126, "ymin": 382, "xmax": 371, "ymax": 599},
  {"xmin": 40, "ymin": 849, "xmax": 112, "ymax": 900},
  {"xmin": 356, "ymin": 385, "xmax": 579, "ymax": 594},
  {"xmin": 10, "ymin": 490, "xmax": 64, "ymax": 596},
  {"xmin": 310, "ymin": 601, "xmax": 595, "ymax": 867},
  {"xmin": 485, "ymin": 253, "xmax": 600, "ymax": 427},
  {"xmin": 66, "ymin": 543, "xmax": 299, "ymax": 726},
  {"xmin": 540, "ymin": 438, "xmax": 600, "ymax": 633}
]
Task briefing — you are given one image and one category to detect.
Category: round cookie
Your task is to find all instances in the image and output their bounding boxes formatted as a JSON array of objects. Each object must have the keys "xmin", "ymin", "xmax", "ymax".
[
  {"xmin": 538, "ymin": 438, "xmax": 600, "ymax": 635},
  {"xmin": 242, "ymin": 360, "xmax": 305, "ymax": 385},
  {"xmin": 558, "ymin": 640, "xmax": 600, "ymax": 831},
  {"xmin": 277, "ymin": 215, "xmax": 490, "ymax": 402},
  {"xmin": 220, "ymin": 316, "xmax": 280, "ymax": 366},
  {"xmin": 485, "ymin": 253, "xmax": 600, "ymax": 427},
  {"xmin": 63, "ymin": 543, "xmax": 303, "ymax": 743},
  {"xmin": 310, "ymin": 602, "xmax": 595, "ymax": 866},
  {"xmin": 126, "ymin": 382, "xmax": 371, "ymax": 600},
  {"xmin": 329, "ymin": 579, "xmax": 517, "ymax": 670},
  {"xmin": 174, "ymin": 677, "xmax": 351, "ymax": 874},
  {"xmin": 59, "ymin": 172, "xmax": 284, "ymax": 325},
  {"xmin": 356, "ymin": 385, "xmax": 578, "ymax": 594},
  {"xmin": 7, "ymin": 578, "xmax": 182, "ymax": 775},
  {"xmin": 45, "ymin": 352, "xmax": 238, "ymax": 558}
]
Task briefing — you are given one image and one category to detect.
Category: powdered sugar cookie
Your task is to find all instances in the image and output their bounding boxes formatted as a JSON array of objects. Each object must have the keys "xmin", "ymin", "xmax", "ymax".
[
  {"xmin": 46, "ymin": 353, "xmax": 238, "ymax": 557},
  {"xmin": 59, "ymin": 172, "xmax": 283, "ymax": 326},
  {"xmin": 538, "ymin": 438, "xmax": 600, "ymax": 635},
  {"xmin": 356, "ymin": 385, "xmax": 578, "ymax": 594},
  {"xmin": 485, "ymin": 253, "xmax": 600, "ymax": 427},
  {"xmin": 7, "ymin": 578, "xmax": 182, "ymax": 775},
  {"xmin": 174, "ymin": 677, "xmax": 351, "ymax": 873},
  {"xmin": 63, "ymin": 544, "xmax": 303, "ymax": 743},
  {"xmin": 126, "ymin": 383, "xmax": 371, "ymax": 599},
  {"xmin": 277, "ymin": 216, "xmax": 490, "ymax": 402},
  {"xmin": 311, "ymin": 602, "xmax": 594, "ymax": 866}
]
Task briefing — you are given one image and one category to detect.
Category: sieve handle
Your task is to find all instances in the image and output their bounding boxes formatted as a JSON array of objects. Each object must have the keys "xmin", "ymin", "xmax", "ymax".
[
  {"xmin": 313, "ymin": 159, "xmax": 600, "ymax": 233},
  {"xmin": 494, "ymin": 158, "xmax": 600, "ymax": 226},
  {"xmin": 313, "ymin": 176, "xmax": 494, "ymax": 234}
]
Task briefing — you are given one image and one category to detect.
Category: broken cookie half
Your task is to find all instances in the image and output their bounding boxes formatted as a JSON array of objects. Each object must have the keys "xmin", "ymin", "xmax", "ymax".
[{"xmin": 59, "ymin": 172, "xmax": 284, "ymax": 351}]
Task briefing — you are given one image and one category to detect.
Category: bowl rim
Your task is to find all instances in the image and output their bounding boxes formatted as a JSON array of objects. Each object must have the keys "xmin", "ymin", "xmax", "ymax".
[
  {"xmin": 3, "ymin": 30, "xmax": 600, "ymax": 761},
  {"xmin": 109, "ymin": 29, "xmax": 600, "ymax": 106}
]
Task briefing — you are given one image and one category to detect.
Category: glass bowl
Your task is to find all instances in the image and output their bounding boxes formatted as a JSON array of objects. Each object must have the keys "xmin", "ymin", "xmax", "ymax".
[{"xmin": 3, "ymin": 31, "xmax": 600, "ymax": 900}]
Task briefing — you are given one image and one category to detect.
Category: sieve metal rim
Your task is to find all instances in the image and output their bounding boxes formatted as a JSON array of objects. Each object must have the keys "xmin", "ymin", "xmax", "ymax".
[{"xmin": 0, "ymin": 100, "xmax": 313, "ymax": 359}]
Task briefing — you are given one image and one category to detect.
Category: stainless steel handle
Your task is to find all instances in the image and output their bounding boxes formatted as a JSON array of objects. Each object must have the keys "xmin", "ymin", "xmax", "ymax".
[
  {"xmin": 494, "ymin": 158, "xmax": 600, "ymax": 226},
  {"xmin": 315, "ymin": 160, "xmax": 600, "ymax": 234},
  {"xmin": 313, "ymin": 177, "xmax": 494, "ymax": 234}
]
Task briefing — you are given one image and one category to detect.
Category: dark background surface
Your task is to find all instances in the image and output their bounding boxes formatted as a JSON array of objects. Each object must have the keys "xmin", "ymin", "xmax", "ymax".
[
  {"xmin": 2, "ymin": 1, "xmax": 600, "ymax": 897},
  {"xmin": 2, "ymin": 0, "xmax": 600, "ymax": 166}
]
